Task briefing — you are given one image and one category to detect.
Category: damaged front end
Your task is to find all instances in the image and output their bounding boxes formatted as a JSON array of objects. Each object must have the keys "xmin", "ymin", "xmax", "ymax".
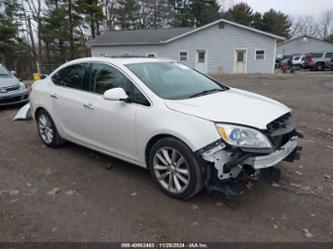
[{"xmin": 197, "ymin": 113, "xmax": 303, "ymax": 196}]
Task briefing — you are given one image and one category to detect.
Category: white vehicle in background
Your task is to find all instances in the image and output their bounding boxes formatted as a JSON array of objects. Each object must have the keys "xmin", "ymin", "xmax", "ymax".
[
  {"xmin": 291, "ymin": 55, "xmax": 305, "ymax": 68},
  {"xmin": 29, "ymin": 57, "xmax": 302, "ymax": 199}
]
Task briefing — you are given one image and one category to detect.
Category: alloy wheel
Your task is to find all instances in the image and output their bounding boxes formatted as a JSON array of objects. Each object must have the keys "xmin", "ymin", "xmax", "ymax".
[
  {"xmin": 38, "ymin": 114, "xmax": 54, "ymax": 144},
  {"xmin": 153, "ymin": 147, "xmax": 190, "ymax": 194}
]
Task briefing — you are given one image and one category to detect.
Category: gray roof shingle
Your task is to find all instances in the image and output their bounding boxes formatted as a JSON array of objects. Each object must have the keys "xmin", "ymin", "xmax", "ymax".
[{"xmin": 89, "ymin": 27, "xmax": 194, "ymax": 46}]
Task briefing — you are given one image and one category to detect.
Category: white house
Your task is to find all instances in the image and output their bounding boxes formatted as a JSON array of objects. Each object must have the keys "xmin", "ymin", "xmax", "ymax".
[
  {"xmin": 89, "ymin": 19, "xmax": 285, "ymax": 74},
  {"xmin": 277, "ymin": 35, "xmax": 333, "ymax": 57}
]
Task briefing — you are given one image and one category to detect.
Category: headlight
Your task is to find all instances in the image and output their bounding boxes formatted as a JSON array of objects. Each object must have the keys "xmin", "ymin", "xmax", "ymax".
[
  {"xmin": 19, "ymin": 82, "xmax": 26, "ymax": 90},
  {"xmin": 216, "ymin": 124, "xmax": 272, "ymax": 149},
  {"xmin": 0, "ymin": 88, "xmax": 6, "ymax": 94}
]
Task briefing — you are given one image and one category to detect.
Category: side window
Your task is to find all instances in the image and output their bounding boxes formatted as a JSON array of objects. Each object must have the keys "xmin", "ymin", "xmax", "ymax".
[
  {"xmin": 325, "ymin": 52, "xmax": 333, "ymax": 58},
  {"xmin": 90, "ymin": 63, "xmax": 131, "ymax": 95},
  {"xmin": 179, "ymin": 51, "xmax": 188, "ymax": 62},
  {"xmin": 90, "ymin": 63, "xmax": 150, "ymax": 106},
  {"xmin": 52, "ymin": 63, "xmax": 88, "ymax": 90},
  {"xmin": 132, "ymin": 85, "xmax": 150, "ymax": 106}
]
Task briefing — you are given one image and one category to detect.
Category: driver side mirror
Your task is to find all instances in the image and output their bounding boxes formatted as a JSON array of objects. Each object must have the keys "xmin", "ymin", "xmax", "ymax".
[
  {"xmin": 103, "ymin": 88, "xmax": 129, "ymax": 102},
  {"xmin": 11, "ymin": 71, "xmax": 17, "ymax": 76}
]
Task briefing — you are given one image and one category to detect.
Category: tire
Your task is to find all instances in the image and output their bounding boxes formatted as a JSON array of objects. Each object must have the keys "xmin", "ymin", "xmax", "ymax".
[
  {"xmin": 316, "ymin": 63, "xmax": 324, "ymax": 71},
  {"xmin": 148, "ymin": 137, "xmax": 203, "ymax": 200},
  {"xmin": 36, "ymin": 109, "xmax": 64, "ymax": 148}
]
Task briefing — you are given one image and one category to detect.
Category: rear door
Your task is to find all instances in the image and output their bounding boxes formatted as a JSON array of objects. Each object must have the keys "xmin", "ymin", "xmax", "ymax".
[{"xmin": 50, "ymin": 63, "xmax": 89, "ymax": 142}]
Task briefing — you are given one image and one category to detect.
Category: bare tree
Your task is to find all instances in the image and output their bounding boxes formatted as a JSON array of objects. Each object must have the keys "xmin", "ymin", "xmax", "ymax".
[
  {"xmin": 104, "ymin": 0, "xmax": 118, "ymax": 30},
  {"xmin": 318, "ymin": 9, "xmax": 333, "ymax": 39},
  {"xmin": 289, "ymin": 15, "xmax": 320, "ymax": 38},
  {"xmin": 25, "ymin": 0, "xmax": 43, "ymax": 64}
]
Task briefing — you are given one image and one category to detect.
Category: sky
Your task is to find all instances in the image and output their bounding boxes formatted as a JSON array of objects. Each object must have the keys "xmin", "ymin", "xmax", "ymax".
[{"xmin": 220, "ymin": 0, "xmax": 333, "ymax": 16}]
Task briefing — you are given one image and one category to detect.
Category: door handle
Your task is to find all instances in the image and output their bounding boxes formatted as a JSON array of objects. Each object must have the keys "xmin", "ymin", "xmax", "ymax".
[
  {"xmin": 83, "ymin": 103, "xmax": 95, "ymax": 110},
  {"xmin": 50, "ymin": 94, "xmax": 58, "ymax": 99}
]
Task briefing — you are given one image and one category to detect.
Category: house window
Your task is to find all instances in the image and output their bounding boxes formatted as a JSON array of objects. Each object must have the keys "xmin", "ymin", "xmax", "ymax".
[
  {"xmin": 179, "ymin": 51, "xmax": 188, "ymax": 61},
  {"xmin": 122, "ymin": 52, "xmax": 130, "ymax": 56},
  {"xmin": 255, "ymin": 49, "xmax": 265, "ymax": 60},
  {"xmin": 198, "ymin": 51, "xmax": 206, "ymax": 63},
  {"xmin": 147, "ymin": 53, "xmax": 156, "ymax": 58},
  {"xmin": 99, "ymin": 53, "xmax": 106, "ymax": 57}
]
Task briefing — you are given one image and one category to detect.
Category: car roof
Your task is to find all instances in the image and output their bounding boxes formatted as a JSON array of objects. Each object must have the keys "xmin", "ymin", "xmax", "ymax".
[{"xmin": 66, "ymin": 56, "xmax": 175, "ymax": 66}]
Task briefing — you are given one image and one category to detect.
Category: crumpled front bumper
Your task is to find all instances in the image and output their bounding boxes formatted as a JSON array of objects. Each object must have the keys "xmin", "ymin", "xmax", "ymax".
[
  {"xmin": 199, "ymin": 136, "xmax": 301, "ymax": 181},
  {"xmin": 243, "ymin": 137, "xmax": 298, "ymax": 169},
  {"xmin": 198, "ymin": 136, "xmax": 301, "ymax": 196}
]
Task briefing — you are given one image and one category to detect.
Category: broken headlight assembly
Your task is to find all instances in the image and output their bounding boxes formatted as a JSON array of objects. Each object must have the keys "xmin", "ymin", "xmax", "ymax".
[{"xmin": 215, "ymin": 124, "xmax": 272, "ymax": 149}]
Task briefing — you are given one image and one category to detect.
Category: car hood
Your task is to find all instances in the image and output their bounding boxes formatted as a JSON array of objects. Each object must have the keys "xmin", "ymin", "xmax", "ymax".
[
  {"xmin": 0, "ymin": 77, "xmax": 20, "ymax": 88},
  {"xmin": 164, "ymin": 88, "xmax": 291, "ymax": 130}
]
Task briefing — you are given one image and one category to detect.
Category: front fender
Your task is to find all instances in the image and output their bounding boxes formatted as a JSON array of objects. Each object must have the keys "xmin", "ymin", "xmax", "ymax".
[{"xmin": 135, "ymin": 105, "xmax": 220, "ymax": 165}]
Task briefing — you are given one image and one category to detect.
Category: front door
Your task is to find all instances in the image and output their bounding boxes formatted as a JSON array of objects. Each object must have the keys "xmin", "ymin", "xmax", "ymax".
[
  {"xmin": 234, "ymin": 49, "xmax": 247, "ymax": 73},
  {"xmin": 81, "ymin": 63, "xmax": 137, "ymax": 161},
  {"xmin": 195, "ymin": 49, "xmax": 207, "ymax": 73}
]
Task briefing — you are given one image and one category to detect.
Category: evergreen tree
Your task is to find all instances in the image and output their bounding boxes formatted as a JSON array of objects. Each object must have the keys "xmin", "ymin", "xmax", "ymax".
[
  {"xmin": 251, "ymin": 12, "xmax": 263, "ymax": 29},
  {"xmin": 77, "ymin": 0, "xmax": 105, "ymax": 38},
  {"xmin": 115, "ymin": 0, "xmax": 140, "ymax": 30},
  {"xmin": 261, "ymin": 9, "xmax": 291, "ymax": 37},
  {"xmin": 223, "ymin": 2, "xmax": 253, "ymax": 26},
  {"xmin": 191, "ymin": 0, "xmax": 220, "ymax": 26},
  {"xmin": 0, "ymin": 0, "xmax": 26, "ymax": 67}
]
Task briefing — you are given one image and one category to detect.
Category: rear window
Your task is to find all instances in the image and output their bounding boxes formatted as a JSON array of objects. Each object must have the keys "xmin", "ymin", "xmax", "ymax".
[{"xmin": 52, "ymin": 63, "xmax": 88, "ymax": 90}]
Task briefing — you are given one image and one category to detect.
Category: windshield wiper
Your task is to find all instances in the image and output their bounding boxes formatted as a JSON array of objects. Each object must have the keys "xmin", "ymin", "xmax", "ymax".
[{"xmin": 189, "ymin": 88, "xmax": 225, "ymax": 98}]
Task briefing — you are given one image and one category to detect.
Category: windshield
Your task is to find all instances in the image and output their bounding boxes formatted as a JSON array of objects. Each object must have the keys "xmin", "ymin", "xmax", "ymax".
[
  {"xmin": 0, "ymin": 64, "xmax": 11, "ymax": 78},
  {"xmin": 126, "ymin": 62, "xmax": 228, "ymax": 100}
]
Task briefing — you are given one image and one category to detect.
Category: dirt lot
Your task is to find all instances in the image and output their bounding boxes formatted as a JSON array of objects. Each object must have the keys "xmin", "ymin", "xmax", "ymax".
[{"xmin": 0, "ymin": 72, "xmax": 333, "ymax": 242}]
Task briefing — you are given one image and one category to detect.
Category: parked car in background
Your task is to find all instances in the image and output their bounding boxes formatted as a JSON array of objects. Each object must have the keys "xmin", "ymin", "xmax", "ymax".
[
  {"xmin": 0, "ymin": 64, "xmax": 29, "ymax": 106},
  {"xmin": 276, "ymin": 55, "xmax": 291, "ymax": 68},
  {"xmin": 291, "ymin": 55, "xmax": 305, "ymax": 68},
  {"xmin": 330, "ymin": 57, "xmax": 333, "ymax": 70},
  {"xmin": 29, "ymin": 57, "xmax": 301, "ymax": 199},
  {"xmin": 304, "ymin": 51, "xmax": 333, "ymax": 71}
]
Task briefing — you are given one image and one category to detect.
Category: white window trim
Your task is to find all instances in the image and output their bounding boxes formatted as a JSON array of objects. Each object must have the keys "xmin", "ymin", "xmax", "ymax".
[
  {"xmin": 179, "ymin": 50, "xmax": 189, "ymax": 62},
  {"xmin": 255, "ymin": 49, "xmax": 266, "ymax": 60},
  {"xmin": 146, "ymin": 52, "xmax": 157, "ymax": 58}
]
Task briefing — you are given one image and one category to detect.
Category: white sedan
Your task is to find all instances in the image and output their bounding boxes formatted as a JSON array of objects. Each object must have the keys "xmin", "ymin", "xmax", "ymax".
[{"xmin": 29, "ymin": 57, "xmax": 301, "ymax": 199}]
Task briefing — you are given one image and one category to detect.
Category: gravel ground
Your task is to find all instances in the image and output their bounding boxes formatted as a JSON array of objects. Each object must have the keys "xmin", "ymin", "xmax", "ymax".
[{"xmin": 0, "ymin": 72, "xmax": 333, "ymax": 242}]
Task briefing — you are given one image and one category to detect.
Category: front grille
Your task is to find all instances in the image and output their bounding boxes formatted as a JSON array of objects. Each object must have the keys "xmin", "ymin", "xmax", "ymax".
[
  {"xmin": 266, "ymin": 113, "xmax": 295, "ymax": 149},
  {"xmin": 0, "ymin": 85, "xmax": 20, "ymax": 93},
  {"xmin": 6, "ymin": 85, "xmax": 20, "ymax": 93}
]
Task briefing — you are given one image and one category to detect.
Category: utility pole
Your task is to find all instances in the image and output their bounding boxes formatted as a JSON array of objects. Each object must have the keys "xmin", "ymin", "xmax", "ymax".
[{"xmin": 27, "ymin": 15, "xmax": 40, "ymax": 73}]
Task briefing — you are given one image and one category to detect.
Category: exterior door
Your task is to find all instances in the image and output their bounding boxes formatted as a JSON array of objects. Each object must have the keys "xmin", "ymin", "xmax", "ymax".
[
  {"xmin": 81, "ymin": 63, "xmax": 137, "ymax": 161},
  {"xmin": 195, "ymin": 49, "xmax": 208, "ymax": 73},
  {"xmin": 50, "ymin": 63, "xmax": 89, "ymax": 142},
  {"xmin": 234, "ymin": 49, "xmax": 247, "ymax": 73}
]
